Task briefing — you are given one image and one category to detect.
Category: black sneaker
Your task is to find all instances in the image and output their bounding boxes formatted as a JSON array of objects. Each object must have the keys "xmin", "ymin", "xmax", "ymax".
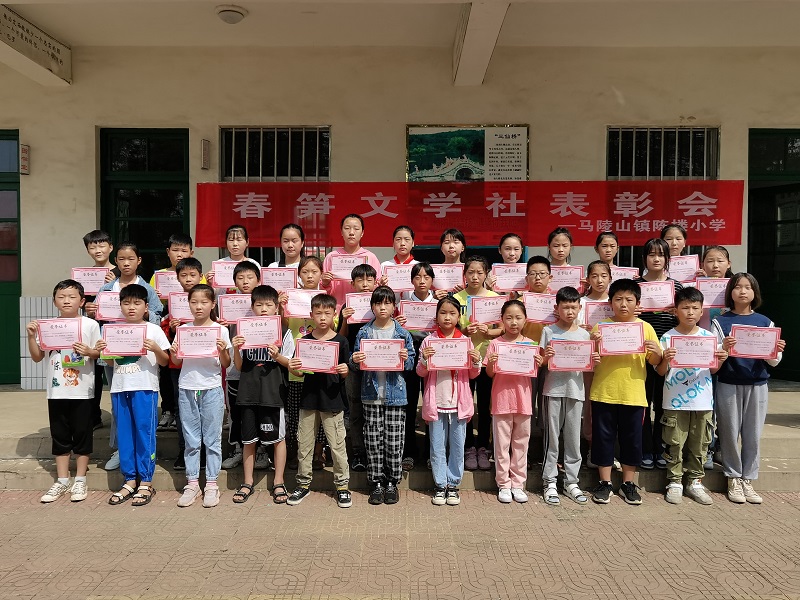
[
  {"xmin": 336, "ymin": 488, "xmax": 352, "ymax": 508},
  {"xmin": 384, "ymin": 481, "xmax": 399, "ymax": 504},
  {"xmin": 445, "ymin": 487, "xmax": 461, "ymax": 506},
  {"xmin": 431, "ymin": 487, "xmax": 447, "ymax": 506},
  {"xmin": 286, "ymin": 486, "xmax": 310, "ymax": 505},
  {"xmin": 619, "ymin": 481, "xmax": 642, "ymax": 505},
  {"xmin": 368, "ymin": 483, "xmax": 385, "ymax": 505},
  {"xmin": 351, "ymin": 452, "xmax": 367, "ymax": 472},
  {"xmin": 592, "ymin": 481, "xmax": 613, "ymax": 504},
  {"xmin": 173, "ymin": 455, "xmax": 186, "ymax": 471}
]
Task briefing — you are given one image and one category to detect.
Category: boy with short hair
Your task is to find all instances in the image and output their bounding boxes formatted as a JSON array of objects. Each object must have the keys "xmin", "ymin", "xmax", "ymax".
[
  {"xmin": 656, "ymin": 287, "xmax": 727, "ymax": 505},
  {"xmin": 27, "ymin": 280, "xmax": 101, "ymax": 503},
  {"xmin": 590, "ymin": 279, "xmax": 662, "ymax": 505},
  {"xmin": 287, "ymin": 293, "xmax": 352, "ymax": 508}
]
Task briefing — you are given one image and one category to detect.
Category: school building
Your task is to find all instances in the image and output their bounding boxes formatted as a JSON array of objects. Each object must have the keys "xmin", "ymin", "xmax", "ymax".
[{"xmin": 0, "ymin": 0, "xmax": 797, "ymax": 388}]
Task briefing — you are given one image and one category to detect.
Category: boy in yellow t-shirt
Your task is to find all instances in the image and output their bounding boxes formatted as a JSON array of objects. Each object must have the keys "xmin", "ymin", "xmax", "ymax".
[{"xmin": 589, "ymin": 278, "xmax": 661, "ymax": 506}]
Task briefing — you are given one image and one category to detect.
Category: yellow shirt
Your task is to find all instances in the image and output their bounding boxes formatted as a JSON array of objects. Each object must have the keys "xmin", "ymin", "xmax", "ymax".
[
  {"xmin": 521, "ymin": 322, "xmax": 545, "ymax": 345},
  {"xmin": 454, "ymin": 289, "xmax": 500, "ymax": 359}
]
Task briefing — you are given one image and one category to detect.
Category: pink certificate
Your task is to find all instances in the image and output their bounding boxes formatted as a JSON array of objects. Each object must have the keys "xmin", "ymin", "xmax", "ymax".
[
  {"xmin": 71, "ymin": 267, "xmax": 110, "ymax": 294},
  {"xmin": 284, "ymin": 289, "xmax": 320, "ymax": 318},
  {"xmin": 237, "ymin": 316, "xmax": 283, "ymax": 349},
  {"xmin": 176, "ymin": 326, "xmax": 220, "ymax": 359},
  {"xmin": 95, "ymin": 291, "xmax": 125, "ymax": 322},
  {"xmin": 610, "ymin": 266, "xmax": 639, "ymax": 283},
  {"xmin": 639, "ymin": 281, "xmax": 675, "ymax": 312},
  {"xmin": 102, "ymin": 323, "xmax": 147, "ymax": 356},
  {"xmin": 669, "ymin": 335, "xmax": 718, "ymax": 369},
  {"xmin": 549, "ymin": 340, "xmax": 595, "ymax": 372},
  {"xmin": 470, "ymin": 295, "xmax": 506, "ymax": 324},
  {"xmin": 668, "ymin": 255, "xmax": 700, "ymax": 283},
  {"xmin": 431, "ymin": 264, "xmax": 464, "ymax": 290},
  {"xmin": 491, "ymin": 264, "xmax": 527, "ymax": 292},
  {"xmin": 697, "ymin": 278, "xmax": 729, "ymax": 308},
  {"xmin": 729, "ymin": 325, "xmax": 781, "ymax": 360},
  {"xmin": 493, "ymin": 342, "xmax": 539, "ymax": 376},
  {"xmin": 218, "ymin": 294, "xmax": 254, "ymax": 322},
  {"xmin": 295, "ymin": 338, "xmax": 340, "ymax": 374},
  {"xmin": 598, "ymin": 321, "xmax": 645, "ymax": 355},
  {"xmin": 583, "ymin": 301, "xmax": 614, "ymax": 328},
  {"xmin": 548, "ymin": 266, "xmax": 583, "ymax": 294},
  {"xmin": 427, "ymin": 337, "xmax": 470, "ymax": 371},
  {"xmin": 211, "ymin": 260, "xmax": 237, "ymax": 288},
  {"xmin": 360, "ymin": 339, "xmax": 404, "ymax": 372},
  {"xmin": 522, "ymin": 292, "xmax": 558, "ymax": 324},
  {"xmin": 330, "ymin": 255, "xmax": 367, "ymax": 280},
  {"xmin": 154, "ymin": 271, "xmax": 183, "ymax": 299},
  {"xmin": 399, "ymin": 300, "xmax": 436, "ymax": 331},
  {"xmin": 168, "ymin": 292, "xmax": 193, "ymax": 322},
  {"xmin": 37, "ymin": 318, "xmax": 82, "ymax": 351},
  {"xmin": 260, "ymin": 267, "xmax": 297, "ymax": 293},
  {"xmin": 345, "ymin": 292, "xmax": 375, "ymax": 324},
  {"xmin": 382, "ymin": 264, "xmax": 414, "ymax": 292}
]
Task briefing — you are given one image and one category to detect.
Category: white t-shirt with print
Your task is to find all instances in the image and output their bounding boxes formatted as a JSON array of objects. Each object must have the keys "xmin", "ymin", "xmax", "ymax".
[
  {"xmin": 660, "ymin": 327, "xmax": 717, "ymax": 411},
  {"xmin": 45, "ymin": 317, "xmax": 101, "ymax": 400},
  {"xmin": 177, "ymin": 324, "xmax": 232, "ymax": 391},
  {"xmin": 109, "ymin": 322, "xmax": 171, "ymax": 393}
]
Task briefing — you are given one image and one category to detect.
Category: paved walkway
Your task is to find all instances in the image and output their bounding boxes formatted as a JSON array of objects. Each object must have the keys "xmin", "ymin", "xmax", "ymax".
[{"xmin": 1, "ymin": 488, "xmax": 799, "ymax": 599}]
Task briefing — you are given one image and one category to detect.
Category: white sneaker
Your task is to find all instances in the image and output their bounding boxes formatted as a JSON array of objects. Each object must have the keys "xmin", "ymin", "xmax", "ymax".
[
  {"xmin": 221, "ymin": 445, "xmax": 243, "ymax": 469},
  {"xmin": 40, "ymin": 481, "xmax": 70, "ymax": 503},
  {"xmin": 741, "ymin": 479, "xmax": 763, "ymax": 504},
  {"xmin": 203, "ymin": 487, "xmax": 221, "ymax": 508},
  {"xmin": 70, "ymin": 480, "xmax": 88, "ymax": 502},
  {"xmin": 511, "ymin": 488, "xmax": 528, "ymax": 503},
  {"xmin": 177, "ymin": 485, "xmax": 202, "ymax": 507},
  {"xmin": 498, "ymin": 488, "xmax": 513, "ymax": 503},
  {"xmin": 665, "ymin": 482, "xmax": 683, "ymax": 505},
  {"xmin": 157, "ymin": 411, "xmax": 172, "ymax": 430},
  {"xmin": 685, "ymin": 479, "xmax": 713, "ymax": 505},
  {"xmin": 255, "ymin": 446, "xmax": 270, "ymax": 470},
  {"xmin": 727, "ymin": 477, "xmax": 746, "ymax": 504},
  {"xmin": 104, "ymin": 450, "xmax": 119, "ymax": 471}
]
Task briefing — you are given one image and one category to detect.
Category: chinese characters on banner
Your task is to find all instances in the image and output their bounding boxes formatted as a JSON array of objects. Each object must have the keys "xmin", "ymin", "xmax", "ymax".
[{"xmin": 195, "ymin": 181, "xmax": 744, "ymax": 248}]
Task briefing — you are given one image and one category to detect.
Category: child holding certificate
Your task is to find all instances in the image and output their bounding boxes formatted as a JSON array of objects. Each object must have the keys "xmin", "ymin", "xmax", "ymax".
[
  {"xmin": 267, "ymin": 223, "xmax": 305, "ymax": 269},
  {"xmin": 712, "ymin": 274, "xmax": 785, "ymax": 504},
  {"xmin": 486, "ymin": 233, "xmax": 524, "ymax": 297},
  {"xmin": 589, "ymin": 279, "xmax": 662, "ymax": 505},
  {"xmin": 656, "ymin": 287, "xmax": 728, "ymax": 505},
  {"xmin": 321, "ymin": 214, "xmax": 381, "ymax": 309},
  {"xmin": 170, "ymin": 284, "xmax": 232, "ymax": 508},
  {"xmin": 484, "ymin": 299, "xmax": 541, "ymax": 504},
  {"xmin": 205, "ymin": 224, "xmax": 261, "ymax": 292},
  {"xmin": 97, "ymin": 284, "xmax": 171, "ymax": 507},
  {"xmin": 435, "ymin": 228, "xmax": 467, "ymax": 297},
  {"xmin": 27, "ymin": 280, "xmax": 101, "ymax": 503},
  {"xmin": 417, "ymin": 297, "xmax": 481, "ymax": 506},
  {"xmin": 349, "ymin": 286, "xmax": 415, "ymax": 505}
]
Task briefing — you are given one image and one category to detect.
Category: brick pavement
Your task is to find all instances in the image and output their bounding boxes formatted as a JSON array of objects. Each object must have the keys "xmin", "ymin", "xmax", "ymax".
[{"xmin": 1, "ymin": 489, "xmax": 799, "ymax": 600}]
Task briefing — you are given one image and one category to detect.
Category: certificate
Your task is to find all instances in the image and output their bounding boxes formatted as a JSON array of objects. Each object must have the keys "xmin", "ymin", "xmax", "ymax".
[
  {"xmin": 211, "ymin": 260, "xmax": 237, "ymax": 288},
  {"xmin": 382, "ymin": 264, "xmax": 414, "ymax": 292},
  {"xmin": 427, "ymin": 337, "xmax": 470, "ymax": 371},
  {"xmin": 345, "ymin": 292, "xmax": 375, "ymax": 324},
  {"xmin": 668, "ymin": 255, "xmax": 700, "ymax": 283},
  {"xmin": 217, "ymin": 294, "xmax": 254, "ymax": 322},
  {"xmin": 598, "ymin": 321, "xmax": 645, "ymax": 355},
  {"xmin": 330, "ymin": 255, "xmax": 367, "ymax": 280},
  {"xmin": 295, "ymin": 338, "xmax": 340, "ymax": 374},
  {"xmin": 729, "ymin": 325, "xmax": 781, "ymax": 360},
  {"xmin": 360, "ymin": 339, "xmax": 404, "ymax": 372},
  {"xmin": 95, "ymin": 291, "xmax": 125, "ymax": 321},
  {"xmin": 491, "ymin": 263, "xmax": 527, "ymax": 292},
  {"xmin": 71, "ymin": 267, "xmax": 109, "ymax": 295},
  {"xmin": 470, "ymin": 295, "xmax": 506, "ymax": 324},
  {"xmin": 611, "ymin": 266, "xmax": 639, "ymax": 283},
  {"xmin": 399, "ymin": 300, "xmax": 437, "ymax": 331},
  {"xmin": 168, "ymin": 292, "xmax": 193, "ymax": 322},
  {"xmin": 284, "ymin": 289, "xmax": 320, "ymax": 318},
  {"xmin": 37, "ymin": 318, "xmax": 82, "ymax": 351},
  {"xmin": 697, "ymin": 278, "xmax": 729, "ymax": 308},
  {"xmin": 522, "ymin": 293, "xmax": 558, "ymax": 324},
  {"xmin": 154, "ymin": 271, "xmax": 183, "ymax": 299},
  {"xmin": 102, "ymin": 323, "xmax": 147, "ymax": 356},
  {"xmin": 548, "ymin": 266, "xmax": 583, "ymax": 293},
  {"xmin": 583, "ymin": 301, "xmax": 614, "ymax": 328},
  {"xmin": 260, "ymin": 267, "xmax": 297, "ymax": 293},
  {"xmin": 493, "ymin": 342, "xmax": 539, "ymax": 376},
  {"xmin": 639, "ymin": 281, "xmax": 675, "ymax": 312},
  {"xmin": 176, "ymin": 326, "xmax": 220, "ymax": 359},
  {"xmin": 237, "ymin": 316, "xmax": 283, "ymax": 349},
  {"xmin": 431, "ymin": 264, "xmax": 464, "ymax": 290},
  {"xmin": 549, "ymin": 340, "xmax": 595, "ymax": 372},
  {"xmin": 669, "ymin": 335, "xmax": 718, "ymax": 369}
]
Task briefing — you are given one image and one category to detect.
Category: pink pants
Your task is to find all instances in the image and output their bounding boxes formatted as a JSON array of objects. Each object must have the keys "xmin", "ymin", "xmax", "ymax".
[{"xmin": 492, "ymin": 413, "xmax": 531, "ymax": 489}]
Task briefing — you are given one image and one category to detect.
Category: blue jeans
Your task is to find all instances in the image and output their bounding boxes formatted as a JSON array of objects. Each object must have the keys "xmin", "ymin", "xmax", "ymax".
[
  {"xmin": 428, "ymin": 412, "xmax": 467, "ymax": 489},
  {"xmin": 112, "ymin": 390, "xmax": 158, "ymax": 481},
  {"xmin": 178, "ymin": 387, "xmax": 224, "ymax": 481}
]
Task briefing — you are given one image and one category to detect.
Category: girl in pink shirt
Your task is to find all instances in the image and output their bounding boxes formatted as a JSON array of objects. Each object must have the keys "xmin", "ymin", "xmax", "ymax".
[{"xmin": 321, "ymin": 214, "xmax": 381, "ymax": 309}]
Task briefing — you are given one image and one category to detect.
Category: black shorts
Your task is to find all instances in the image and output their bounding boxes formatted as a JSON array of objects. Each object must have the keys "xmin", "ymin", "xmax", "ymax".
[
  {"xmin": 590, "ymin": 400, "xmax": 645, "ymax": 468},
  {"xmin": 48, "ymin": 397, "xmax": 93, "ymax": 456},
  {"xmin": 240, "ymin": 406, "xmax": 286, "ymax": 446}
]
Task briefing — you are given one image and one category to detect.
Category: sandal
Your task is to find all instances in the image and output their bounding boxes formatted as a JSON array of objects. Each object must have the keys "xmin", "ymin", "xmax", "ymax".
[
  {"xmin": 131, "ymin": 485, "xmax": 156, "ymax": 507},
  {"xmin": 233, "ymin": 483, "xmax": 254, "ymax": 504},
  {"xmin": 271, "ymin": 483, "xmax": 288, "ymax": 504},
  {"xmin": 566, "ymin": 485, "xmax": 588, "ymax": 504},
  {"xmin": 543, "ymin": 484, "xmax": 560, "ymax": 505},
  {"xmin": 108, "ymin": 483, "xmax": 135, "ymax": 506}
]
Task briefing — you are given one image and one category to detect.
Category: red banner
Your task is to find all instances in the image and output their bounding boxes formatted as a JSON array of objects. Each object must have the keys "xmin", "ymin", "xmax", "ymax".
[{"xmin": 195, "ymin": 180, "xmax": 743, "ymax": 247}]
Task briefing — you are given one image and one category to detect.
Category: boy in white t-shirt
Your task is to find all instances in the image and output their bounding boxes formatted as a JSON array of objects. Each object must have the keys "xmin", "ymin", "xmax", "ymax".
[
  {"xmin": 656, "ymin": 286, "xmax": 728, "ymax": 505},
  {"xmin": 97, "ymin": 284, "xmax": 171, "ymax": 507},
  {"xmin": 26, "ymin": 280, "xmax": 101, "ymax": 503}
]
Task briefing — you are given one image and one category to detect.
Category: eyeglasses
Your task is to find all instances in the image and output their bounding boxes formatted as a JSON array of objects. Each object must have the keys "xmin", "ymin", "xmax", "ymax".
[{"xmin": 527, "ymin": 272, "xmax": 550, "ymax": 279}]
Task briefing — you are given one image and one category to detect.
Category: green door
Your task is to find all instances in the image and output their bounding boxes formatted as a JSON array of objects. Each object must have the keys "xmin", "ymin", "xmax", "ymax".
[{"xmin": 0, "ymin": 132, "xmax": 21, "ymax": 384}]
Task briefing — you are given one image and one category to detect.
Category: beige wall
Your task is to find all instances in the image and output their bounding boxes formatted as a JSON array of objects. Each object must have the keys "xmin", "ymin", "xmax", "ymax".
[{"xmin": 0, "ymin": 45, "xmax": 792, "ymax": 295}]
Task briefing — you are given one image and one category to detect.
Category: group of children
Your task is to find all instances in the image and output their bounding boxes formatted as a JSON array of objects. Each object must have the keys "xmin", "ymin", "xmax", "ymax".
[{"xmin": 29, "ymin": 217, "xmax": 785, "ymax": 509}]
